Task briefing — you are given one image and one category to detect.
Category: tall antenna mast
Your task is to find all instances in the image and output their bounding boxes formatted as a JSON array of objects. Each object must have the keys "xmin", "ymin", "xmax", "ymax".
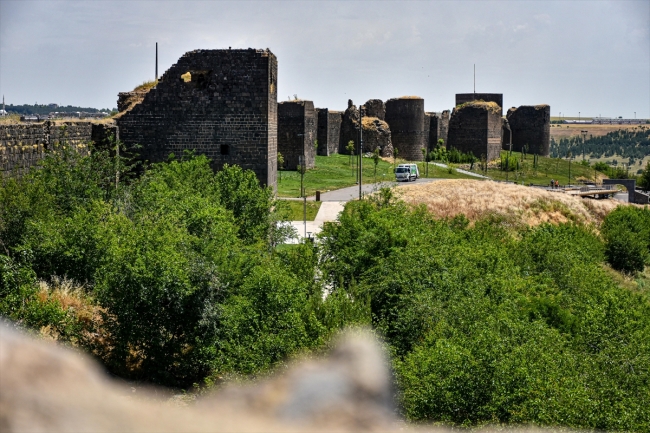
[
  {"xmin": 155, "ymin": 42, "xmax": 158, "ymax": 81},
  {"xmin": 473, "ymin": 64, "xmax": 476, "ymax": 94}
]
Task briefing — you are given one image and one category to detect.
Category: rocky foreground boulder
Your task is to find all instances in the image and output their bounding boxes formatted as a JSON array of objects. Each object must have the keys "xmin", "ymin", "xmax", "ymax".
[{"xmin": 0, "ymin": 323, "xmax": 554, "ymax": 432}]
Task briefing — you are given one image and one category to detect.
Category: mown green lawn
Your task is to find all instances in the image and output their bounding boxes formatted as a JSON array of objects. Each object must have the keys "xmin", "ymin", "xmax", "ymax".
[
  {"xmin": 277, "ymin": 154, "xmax": 480, "ymax": 197},
  {"xmin": 278, "ymin": 199, "xmax": 322, "ymax": 220},
  {"xmin": 457, "ymin": 151, "xmax": 602, "ymax": 186}
]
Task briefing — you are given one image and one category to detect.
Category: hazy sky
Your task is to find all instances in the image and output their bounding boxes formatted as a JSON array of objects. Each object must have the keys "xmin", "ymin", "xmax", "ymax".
[{"xmin": 1, "ymin": 0, "xmax": 648, "ymax": 117}]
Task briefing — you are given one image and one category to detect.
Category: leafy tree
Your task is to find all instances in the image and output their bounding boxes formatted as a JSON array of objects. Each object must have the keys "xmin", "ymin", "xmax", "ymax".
[{"xmin": 638, "ymin": 161, "xmax": 650, "ymax": 191}]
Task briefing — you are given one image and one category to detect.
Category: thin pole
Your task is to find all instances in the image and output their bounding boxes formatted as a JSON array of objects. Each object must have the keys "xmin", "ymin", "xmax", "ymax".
[
  {"xmin": 473, "ymin": 64, "xmax": 475, "ymax": 94},
  {"xmin": 359, "ymin": 105, "xmax": 363, "ymax": 200},
  {"xmin": 155, "ymin": 42, "xmax": 158, "ymax": 81}
]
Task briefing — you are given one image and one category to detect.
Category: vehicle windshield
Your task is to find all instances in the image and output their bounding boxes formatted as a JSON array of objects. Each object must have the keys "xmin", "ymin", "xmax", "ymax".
[{"xmin": 396, "ymin": 167, "xmax": 408, "ymax": 173}]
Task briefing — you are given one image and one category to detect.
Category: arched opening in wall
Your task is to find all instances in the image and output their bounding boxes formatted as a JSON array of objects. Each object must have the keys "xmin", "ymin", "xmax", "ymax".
[{"xmin": 220, "ymin": 145, "xmax": 230, "ymax": 156}]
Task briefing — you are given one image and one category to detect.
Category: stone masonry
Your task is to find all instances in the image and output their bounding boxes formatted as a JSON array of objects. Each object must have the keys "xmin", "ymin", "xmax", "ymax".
[
  {"xmin": 439, "ymin": 110, "xmax": 450, "ymax": 146},
  {"xmin": 505, "ymin": 105, "xmax": 551, "ymax": 157},
  {"xmin": 361, "ymin": 117, "xmax": 393, "ymax": 157},
  {"xmin": 363, "ymin": 99, "xmax": 385, "ymax": 120},
  {"xmin": 116, "ymin": 49, "xmax": 278, "ymax": 190},
  {"xmin": 447, "ymin": 101, "xmax": 502, "ymax": 161},
  {"xmin": 316, "ymin": 108, "xmax": 341, "ymax": 156},
  {"xmin": 339, "ymin": 100, "xmax": 360, "ymax": 155},
  {"xmin": 278, "ymin": 100, "xmax": 317, "ymax": 170},
  {"xmin": 0, "ymin": 121, "xmax": 92, "ymax": 177},
  {"xmin": 384, "ymin": 97, "xmax": 425, "ymax": 161},
  {"xmin": 456, "ymin": 93, "xmax": 504, "ymax": 116}
]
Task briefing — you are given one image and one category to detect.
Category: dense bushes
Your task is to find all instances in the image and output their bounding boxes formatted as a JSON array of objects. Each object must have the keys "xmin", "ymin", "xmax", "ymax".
[
  {"xmin": 1, "ymin": 148, "xmax": 648, "ymax": 430},
  {"xmin": 319, "ymin": 196, "xmax": 650, "ymax": 430},
  {"xmin": 0, "ymin": 148, "xmax": 351, "ymax": 387},
  {"xmin": 601, "ymin": 206, "xmax": 650, "ymax": 274}
]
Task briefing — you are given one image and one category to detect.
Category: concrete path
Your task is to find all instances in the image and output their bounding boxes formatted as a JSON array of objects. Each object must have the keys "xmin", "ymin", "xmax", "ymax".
[
  {"xmin": 286, "ymin": 201, "xmax": 346, "ymax": 243},
  {"xmin": 286, "ymin": 178, "xmax": 439, "ymax": 242},
  {"xmin": 430, "ymin": 162, "xmax": 490, "ymax": 179}
]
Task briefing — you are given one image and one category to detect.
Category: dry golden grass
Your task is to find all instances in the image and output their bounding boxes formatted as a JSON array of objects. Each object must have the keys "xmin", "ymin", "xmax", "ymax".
[
  {"xmin": 398, "ymin": 179, "xmax": 625, "ymax": 227},
  {"xmin": 0, "ymin": 113, "xmax": 22, "ymax": 124},
  {"xmin": 36, "ymin": 277, "xmax": 112, "ymax": 357},
  {"xmin": 456, "ymin": 100, "xmax": 501, "ymax": 114},
  {"xmin": 550, "ymin": 123, "xmax": 645, "ymax": 139}
]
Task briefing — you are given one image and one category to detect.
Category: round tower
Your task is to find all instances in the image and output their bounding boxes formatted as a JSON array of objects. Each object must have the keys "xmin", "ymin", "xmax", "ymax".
[{"xmin": 384, "ymin": 97, "xmax": 425, "ymax": 161}]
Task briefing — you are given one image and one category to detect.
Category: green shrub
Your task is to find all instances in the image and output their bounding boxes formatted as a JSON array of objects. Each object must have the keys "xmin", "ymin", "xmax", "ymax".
[{"xmin": 601, "ymin": 206, "xmax": 650, "ymax": 274}]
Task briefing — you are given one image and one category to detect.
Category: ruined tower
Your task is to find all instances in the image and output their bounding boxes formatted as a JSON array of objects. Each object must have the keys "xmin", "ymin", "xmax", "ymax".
[
  {"xmin": 447, "ymin": 101, "xmax": 502, "ymax": 161},
  {"xmin": 277, "ymin": 100, "xmax": 317, "ymax": 170},
  {"xmin": 316, "ymin": 108, "xmax": 342, "ymax": 156},
  {"xmin": 116, "ymin": 48, "xmax": 278, "ymax": 189},
  {"xmin": 505, "ymin": 105, "xmax": 551, "ymax": 156},
  {"xmin": 455, "ymin": 93, "xmax": 503, "ymax": 116},
  {"xmin": 384, "ymin": 97, "xmax": 425, "ymax": 161}
]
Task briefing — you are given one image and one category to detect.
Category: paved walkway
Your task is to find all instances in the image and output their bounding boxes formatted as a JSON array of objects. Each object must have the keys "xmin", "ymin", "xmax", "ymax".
[
  {"xmin": 286, "ymin": 178, "xmax": 439, "ymax": 242},
  {"xmin": 430, "ymin": 162, "xmax": 490, "ymax": 179}
]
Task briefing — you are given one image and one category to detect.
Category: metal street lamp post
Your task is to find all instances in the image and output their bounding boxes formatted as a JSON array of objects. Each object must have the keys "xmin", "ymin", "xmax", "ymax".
[{"xmin": 359, "ymin": 105, "xmax": 363, "ymax": 200}]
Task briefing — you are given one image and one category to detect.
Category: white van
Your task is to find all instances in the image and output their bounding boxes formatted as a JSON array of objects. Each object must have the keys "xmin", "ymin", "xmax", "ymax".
[{"xmin": 395, "ymin": 164, "xmax": 419, "ymax": 182}]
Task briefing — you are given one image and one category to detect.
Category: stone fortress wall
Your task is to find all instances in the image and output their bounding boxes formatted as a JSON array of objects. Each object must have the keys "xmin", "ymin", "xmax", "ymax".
[
  {"xmin": 456, "ymin": 93, "xmax": 504, "ymax": 116},
  {"xmin": 116, "ymin": 48, "xmax": 278, "ymax": 189},
  {"xmin": 505, "ymin": 105, "xmax": 551, "ymax": 157},
  {"xmin": 277, "ymin": 100, "xmax": 317, "ymax": 170},
  {"xmin": 0, "ymin": 121, "xmax": 111, "ymax": 177},
  {"xmin": 315, "ymin": 108, "xmax": 341, "ymax": 156},
  {"xmin": 384, "ymin": 97, "xmax": 425, "ymax": 161},
  {"xmin": 447, "ymin": 101, "xmax": 503, "ymax": 162},
  {"xmin": 2, "ymin": 47, "xmax": 553, "ymax": 183}
]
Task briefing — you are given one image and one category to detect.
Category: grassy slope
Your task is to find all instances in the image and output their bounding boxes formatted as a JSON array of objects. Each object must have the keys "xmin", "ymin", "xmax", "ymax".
[
  {"xmin": 457, "ymin": 151, "xmax": 606, "ymax": 185},
  {"xmin": 277, "ymin": 154, "xmax": 479, "ymax": 197}
]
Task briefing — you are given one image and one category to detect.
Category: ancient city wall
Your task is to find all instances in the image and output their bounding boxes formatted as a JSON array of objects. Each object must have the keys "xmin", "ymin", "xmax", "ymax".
[
  {"xmin": 456, "ymin": 93, "xmax": 503, "ymax": 116},
  {"xmin": 116, "ymin": 49, "xmax": 278, "ymax": 189},
  {"xmin": 384, "ymin": 97, "xmax": 425, "ymax": 161},
  {"xmin": 361, "ymin": 117, "xmax": 393, "ymax": 157},
  {"xmin": 316, "ymin": 109, "xmax": 341, "ymax": 156},
  {"xmin": 278, "ymin": 100, "xmax": 317, "ymax": 170},
  {"xmin": 0, "ymin": 121, "xmax": 94, "ymax": 177},
  {"xmin": 439, "ymin": 110, "xmax": 450, "ymax": 146},
  {"xmin": 364, "ymin": 99, "xmax": 385, "ymax": 120},
  {"xmin": 339, "ymin": 100, "xmax": 360, "ymax": 155},
  {"xmin": 423, "ymin": 113, "xmax": 431, "ymax": 153},
  {"xmin": 506, "ymin": 105, "xmax": 551, "ymax": 156},
  {"xmin": 447, "ymin": 101, "xmax": 502, "ymax": 161}
]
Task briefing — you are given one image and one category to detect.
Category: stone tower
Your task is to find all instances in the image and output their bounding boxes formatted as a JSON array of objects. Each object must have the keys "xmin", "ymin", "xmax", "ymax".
[
  {"xmin": 277, "ymin": 100, "xmax": 317, "ymax": 170},
  {"xmin": 505, "ymin": 105, "xmax": 551, "ymax": 156},
  {"xmin": 384, "ymin": 97, "xmax": 425, "ymax": 161},
  {"xmin": 447, "ymin": 101, "xmax": 502, "ymax": 161},
  {"xmin": 116, "ymin": 48, "xmax": 278, "ymax": 190}
]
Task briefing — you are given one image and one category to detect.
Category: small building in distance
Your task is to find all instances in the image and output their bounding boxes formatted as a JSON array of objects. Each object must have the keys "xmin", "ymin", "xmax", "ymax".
[
  {"xmin": 116, "ymin": 48, "xmax": 278, "ymax": 190},
  {"xmin": 277, "ymin": 100, "xmax": 317, "ymax": 170},
  {"xmin": 447, "ymin": 100, "xmax": 502, "ymax": 161},
  {"xmin": 505, "ymin": 105, "xmax": 551, "ymax": 156}
]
